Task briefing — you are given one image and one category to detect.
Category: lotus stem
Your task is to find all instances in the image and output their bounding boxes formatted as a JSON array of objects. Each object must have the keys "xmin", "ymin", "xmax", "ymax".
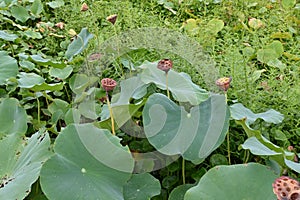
[
  {"xmin": 106, "ymin": 92, "xmax": 115, "ymax": 135},
  {"xmin": 166, "ymin": 73, "xmax": 170, "ymax": 99},
  {"xmin": 182, "ymin": 158, "xmax": 186, "ymax": 184},
  {"xmin": 225, "ymin": 92, "xmax": 231, "ymax": 165}
]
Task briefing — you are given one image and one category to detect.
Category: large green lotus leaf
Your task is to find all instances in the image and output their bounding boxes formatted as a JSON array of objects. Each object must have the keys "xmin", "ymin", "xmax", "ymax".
[
  {"xmin": 0, "ymin": 131, "xmax": 52, "ymax": 200},
  {"xmin": 0, "ymin": 98, "xmax": 27, "ymax": 137},
  {"xmin": 184, "ymin": 163, "xmax": 278, "ymax": 200},
  {"xmin": 40, "ymin": 124, "xmax": 134, "ymax": 200},
  {"xmin": 143, "ymin": 93, "xmax": 229, "ymax": 164},
  {"xmin": 123, "ymin": 173, "xmax": 161, "ymax": 200},
  {"xmin": 230, "ymin": 103, "xmax": 284, "ymax": 126},
  {"xmin": 0, "ymin": 51, "xmax": 18, "ymax": 85},
  {"xmin": 66, "ymin": 28, "xmax": 94, "ymax": 61},
  {"xmin": 140, "ymin": 62, "xmax": 209, "ymax": 105},
  {"xmin": 17, "ymin": 72, "xmax": 45, "ymax": 88}
]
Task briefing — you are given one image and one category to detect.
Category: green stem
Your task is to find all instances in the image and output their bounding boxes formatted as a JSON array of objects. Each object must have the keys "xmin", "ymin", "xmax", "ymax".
[
  {"xmin": 166, "ymin": 73, "xmax": 170, "ymax": 99},
  {"xmin": 36, "ymin": 96, "xmax": 40, "ymax": 124},
  {"xmin": 182, "ymin": 158, "xmax": 186, "ymax": 184},
  {"xmin": 244, "ymin": 150, "xmax": 250, "ymax": 163},
  {"xmin": 225, "ymin": 92, "xmax": 231, "ymax": 165},
  {"xmin": 106, "ymin": 92, "xmax": 115, "ymax": 135}
]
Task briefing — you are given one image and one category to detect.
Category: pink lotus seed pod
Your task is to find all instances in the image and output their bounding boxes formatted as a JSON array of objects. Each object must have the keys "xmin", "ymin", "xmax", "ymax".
[
  {"xmin": 157, "ymin": 59, "xmax": 173, "ymax": 73},
  {"xmin": 81, "ymin": 3, "xmax": 89, "ymax": 12},
  {"xmin": 101, "ymin": 78, "xmax": 117, "ymax": 92},
  {"xmin": 272, "ymin": 176, "xmax": 300, "ymax": 200},
  {"xmin": 106, "ymin": 14, "xmax": 117, "ymax": 25},
  {"xmin": 216, "ymin": 77, "xmax": 232, "ymax": 92}
]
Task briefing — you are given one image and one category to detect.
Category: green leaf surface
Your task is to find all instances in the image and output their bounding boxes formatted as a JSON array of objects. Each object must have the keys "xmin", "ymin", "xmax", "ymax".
[
  {"xmin": 140, "ymin": 62, "xmax": 209, "ymax": 105},
  {"xmin": 46, "ymin": 0, "xmax": 65, "ymax": 9},
  {"xmin": 0, "ymin": 51, "xmax": 18, "ymax": 85},
  {"xmin": 123, "ymin": 173, "xmax": 161, "ymax": 200},
  {"xmin": 0, "ymin": 98, "xmax": 27, "ymax": 137},
  {"xmin": 169, "ymin": 184, "xmax": 194, "ymax": 200},
  {"xmin": 21, "ymin": 29, "xmax": 43, "ymax": 39},
  {"xmin": 17, "ymin": 72, "xmax": 45, "ymax": 88},
  {"xmin": 31, "ymin": 82, "xmax": 64, "ymax": 92},
  {"xmin": 143, "ymin": 93, "xmax": 229, "ymax": 164},
  {"xmin": 0, "ymin": 131, "xmax": 52, "ymax": 200},
  {"xmin": 230, "ymin": 103, "xmax": 284, "ymax": 126},
  {"xmin": 40, "ymin": 124, "xmax": 134, "ymax": 200},
  {"xmin": 242, "ymin": 137, "xmax": 282, "ymax": 156},
  {"xmin": 30, "ymin": 54, "xmax": 66, "ymax": 68},
  {"xmin": 10, "ymin": 5, "xmax": 30, "ymax": 23},
  {"xmin": 0, "ymin": 30, "xmax": 18, "ymax": 41},
  {"xmin": 64, "ymin": 108, "xmax": 81, "ymax": 125},
  {"xmin": 184, "ymin": 163, "xmax": 278, "ymax": 200},
  {"xmin": 78, "ymin": 100, "xmax": 101, "ymax": 120},
  {"xmin": 206, "ymin": 19, "xmax": 224, "ymax": 35},
  {"xmin": 112, "ymin": 100, "xmax": 146, "ymax": 128},
  {"xmin": 49, "ymin": 66, "xmax": 73, "ymax": 79},
  {"xmin": 237, "ymin": 119, "xmax": 295, "ymax": 171},
  {"xmin": 112, "ymin": 76, "xmax": 146, "ymax": 106},
  {"xmin": 69, "ymin": 74, "xmax": 95, "ymax": 94},
  {"xmin": 267, "ymin": 58, "xmax": 286, "ymax": 70},
  {"xmin": 19, "ymin": 60, "xmax": 35, "ymax": 70},
  {"xmin": 257, "ymin": 41, "xmax": 284, "ymax": 66},
  {"xmin": 282, "ymin": 0, "xmax": 296, "ymax": 9},
  {"xmin": 31, "ymin": 0, "xmax": 43, "ymax": 16},
  {"xmin": 66, "ymin": 28, "xmax": 94, "ymax": 61}
]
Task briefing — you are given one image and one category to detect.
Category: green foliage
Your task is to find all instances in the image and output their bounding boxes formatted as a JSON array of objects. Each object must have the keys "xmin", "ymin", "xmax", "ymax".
[
  {"xmin": 143, "ymin": 93, "xmax": 229, "ymax": 164},
  {"xmin": 184, "ymin": 163, "xmax": 278, "ymax": 200},
  {"xmin": 0, "ymin": 131, "xmax": 52, "ymax": 200},
  {"xmin": 0, "ymin": 0, "xmax": 299, "ymax": 199},
  {"xmin": 123, "ymin": 173, "xmax": 161, "ymax": 200},
  {"xmin": 40, "ymin": 124, "xmax": 134, "ymax": 200}
]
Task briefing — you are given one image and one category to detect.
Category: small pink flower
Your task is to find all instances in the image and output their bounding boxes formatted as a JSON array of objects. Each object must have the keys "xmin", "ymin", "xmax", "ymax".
[
  {"xmin": 157, "ymin": 59, "xmax": 173, "ymax": 73},
  {"xmin": 215, "ymin": 77, "xmax": 232, "ymax": 92},
  {"xmin": 101, "ymin": 78, "xmax": 117, "ymax": 91},
  {"xmin": 106, "ymin": 14, "xmax": 117, "ymax": 25}
]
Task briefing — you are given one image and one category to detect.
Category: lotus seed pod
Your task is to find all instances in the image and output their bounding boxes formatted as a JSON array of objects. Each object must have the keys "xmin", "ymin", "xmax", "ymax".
[
  {"xmin": 215, "ymin": 77, "xmax": 232, "ymax": 92},
  {"xmin": 272, "ymin": 176, "xmax": 300, "ymax": 200},
  {"xmin": 157, "ymin": 59, "xmax": 173, "ymax": 73},
  {"xmin": 101, "ymin": 78, "xmax": 117, "ymax": 92}
]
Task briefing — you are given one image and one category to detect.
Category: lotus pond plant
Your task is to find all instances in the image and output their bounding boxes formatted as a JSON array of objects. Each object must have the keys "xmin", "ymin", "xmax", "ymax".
[{"xmin": 0, "ymin": 0, "xmax": 299, "ymax": 199}]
